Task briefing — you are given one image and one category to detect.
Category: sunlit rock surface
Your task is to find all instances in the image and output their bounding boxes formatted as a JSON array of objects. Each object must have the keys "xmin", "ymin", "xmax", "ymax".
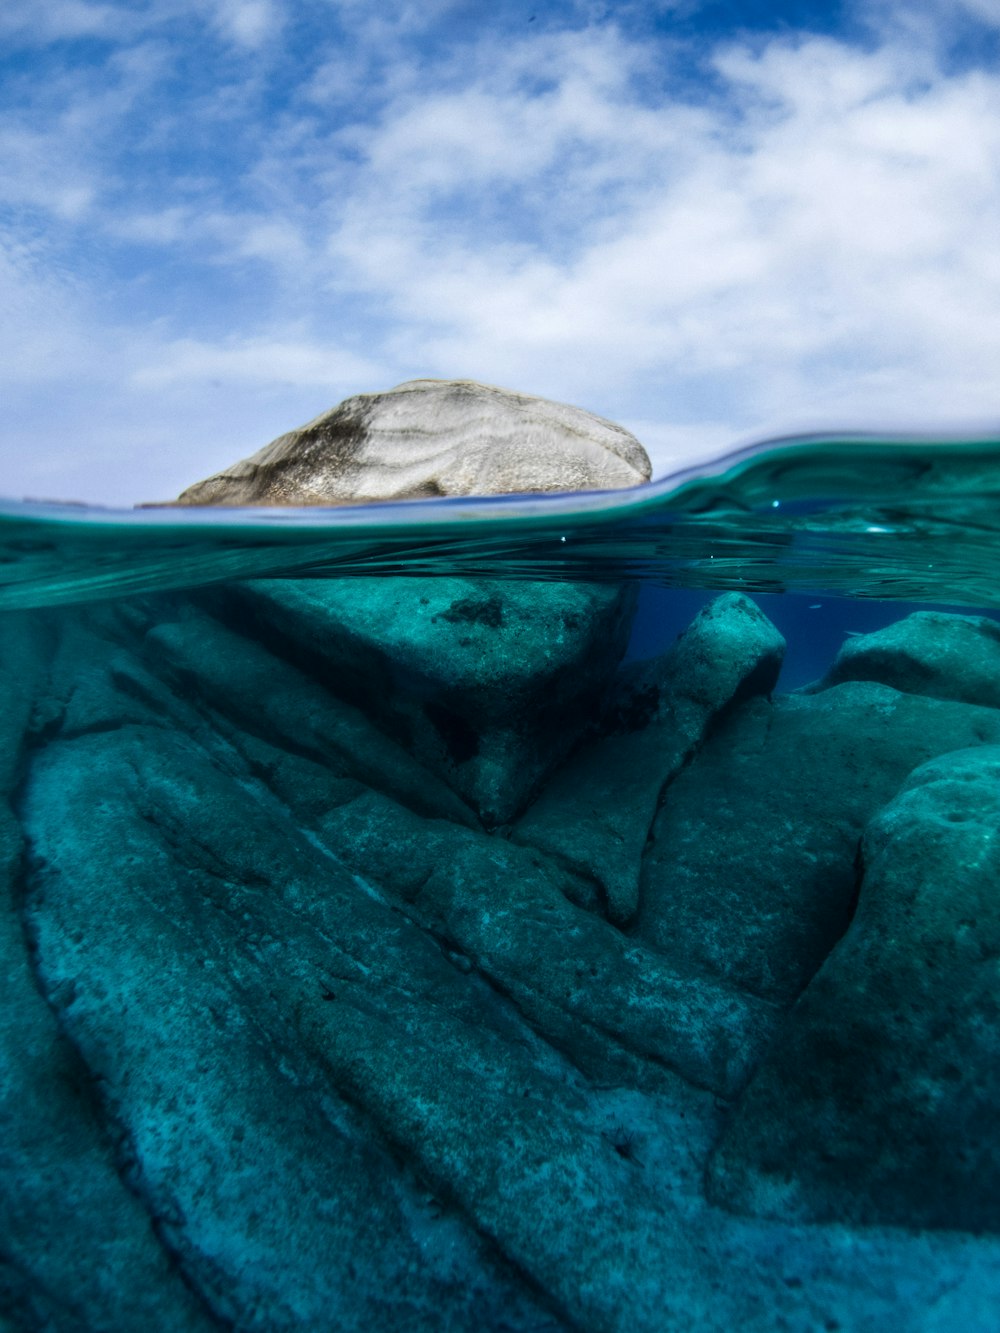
[
  {"xmin": 5, "ymin": 598, "xmax": 1000, "ymax": 1330},
  {"xmin": 172, "ymin": 378, "xmax": 652, "ymax": 506}
]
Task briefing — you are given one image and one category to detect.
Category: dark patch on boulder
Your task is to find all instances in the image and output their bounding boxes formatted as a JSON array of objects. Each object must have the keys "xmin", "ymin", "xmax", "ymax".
[
  {"xmin": 438, "ymin": 593, "xmax": 505, "ymax": 629},
  {"xmin": 424, "ymin": 700, "xmax": 480, "ymax": 764}
]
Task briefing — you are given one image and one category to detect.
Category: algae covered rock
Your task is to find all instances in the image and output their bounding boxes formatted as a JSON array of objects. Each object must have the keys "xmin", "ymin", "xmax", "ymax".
[
  {"xmin": 173, "ymin": 378, "xmax": 651, "ymax": 506},
  {"xmin": 707, "ymin": 745, "xmax": 1000, "ymax": 1231},
  {"xmin": 232, "ymin": 575, "xmax": 636, "ymax": 825},
  {"xmin": 816, "ymin": 610, "xmax": 1000, "ymax": 707}
]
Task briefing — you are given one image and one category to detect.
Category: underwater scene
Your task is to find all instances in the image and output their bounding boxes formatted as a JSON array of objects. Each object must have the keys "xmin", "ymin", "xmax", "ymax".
[{"xmin": 5, "ymin": 432, "xmax": 1000, "ymax": 1332}]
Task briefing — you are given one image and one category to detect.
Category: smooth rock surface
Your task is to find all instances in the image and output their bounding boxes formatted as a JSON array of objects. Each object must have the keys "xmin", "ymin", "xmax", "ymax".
[
  {"xmin": 707, "ymin": 745, "xmax": 1000, "ymax": 1231},
  {"xmin": 173, "ymin": 379, "xmax": 652, "ymax": 506},
  {"xmin": 815, "ymin": 610, "xmax": 1000, "ymax": 708}
]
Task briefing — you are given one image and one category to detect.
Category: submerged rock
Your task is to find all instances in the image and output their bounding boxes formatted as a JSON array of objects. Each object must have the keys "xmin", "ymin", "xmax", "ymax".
[
  {"xmin": 229, "ymin": 575, "xmax": 636, "ymax": 825},
  {"xmin": 0, "ymin": 617, "xmax": 219, "ymax": 1333},
  {"xmin": 6, "ymin": 589, "xmax": 1000, "ymax": 1330},
  {"xmin": 25, "ymin": 721, "xmax": 584, "ymax": 1332},
  {"xmin": 815, "ymin": 609, "xmax": 1000, "ymax": 708},
  {"xmin": 707, "ymin": 746, "xmax": 1000, "ymax": 1231},
  {"xmin": 513, "ymin": 593, "xmax": 785, "ymax": 923},
  {"xmin": 172, "ymin": 378, "xmax": 651, "ymax": 506},
  {"xmin": 635, "ymin": 681, "xmax": 1000, "ymax": 1003}
]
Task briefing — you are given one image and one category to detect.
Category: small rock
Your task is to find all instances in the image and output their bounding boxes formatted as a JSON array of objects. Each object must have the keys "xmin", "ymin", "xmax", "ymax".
[{"xmin": 172, "ymin": 378, "xmax": 651, "ymax": 506}]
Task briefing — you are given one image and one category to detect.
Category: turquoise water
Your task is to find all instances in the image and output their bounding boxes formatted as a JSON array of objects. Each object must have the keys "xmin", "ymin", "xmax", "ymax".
[
  {"xmin": 3, "ymin": 432, "xmax": 1000, "ymax": 609},
  {"xmin": 4, "ymin": 433, "xmax": 1000, "ymax": 1332}
]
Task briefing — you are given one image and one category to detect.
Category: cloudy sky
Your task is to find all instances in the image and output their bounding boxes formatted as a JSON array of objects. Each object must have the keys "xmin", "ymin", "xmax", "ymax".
[{"xmin": 2, "ymin": 0, "xmax": 999, "ymax": 505}]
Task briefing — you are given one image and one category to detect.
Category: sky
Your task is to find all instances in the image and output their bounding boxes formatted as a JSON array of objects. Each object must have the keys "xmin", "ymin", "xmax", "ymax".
[{"xmin": 2, "ymin": 0, "xmax": 999, "ymax": 505}]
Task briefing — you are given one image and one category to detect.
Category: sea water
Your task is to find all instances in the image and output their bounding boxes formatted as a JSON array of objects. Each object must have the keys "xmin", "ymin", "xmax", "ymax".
[{"xmin": 3, "ymin": 433, "xmax": 1000, "ymax": 1331}]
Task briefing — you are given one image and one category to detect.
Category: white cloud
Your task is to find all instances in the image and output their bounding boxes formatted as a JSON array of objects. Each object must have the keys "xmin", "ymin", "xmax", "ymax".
[
  {"xmin": 131, "ymin": 334, "xmax": 381, "ymax": 388},
  {"xmin": 212, "ymin": 0, "xmax": 284, "ymax": 48},
  {"xmin": 945, "ymin": 0, "xmax": 1000, "ymax": 29},
  {"xmin": 0, "ymin": 0, "xmax": 130, "ymax": 42},
  {"xmin": 312, "ymin": 20, "xmax": 1000, "ymax": 458}
]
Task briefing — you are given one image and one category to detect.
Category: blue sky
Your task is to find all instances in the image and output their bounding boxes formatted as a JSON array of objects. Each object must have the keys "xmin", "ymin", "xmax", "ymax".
[{"xmin": 2, "ymin": 0, "xmax": 999, "ymax": 504}]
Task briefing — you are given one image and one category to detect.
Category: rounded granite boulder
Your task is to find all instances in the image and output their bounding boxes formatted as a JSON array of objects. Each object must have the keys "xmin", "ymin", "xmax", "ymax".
[{"xmin": 172, "ymin": 378, "xmax": 652, "ymax": 506}]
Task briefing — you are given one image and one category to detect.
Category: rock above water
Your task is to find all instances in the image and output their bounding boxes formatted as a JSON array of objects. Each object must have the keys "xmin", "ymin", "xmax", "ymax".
[
  {"xmin": 815, "ymin": 610, "xmax": 1000, "ymax": 708},
  {"xmin": 172, "ymin": 378, "xmax": 651, "ymax": 506},
  {"xmin": 707, "ymin": 745, "xmax": 1000, "ymax": 1231}
]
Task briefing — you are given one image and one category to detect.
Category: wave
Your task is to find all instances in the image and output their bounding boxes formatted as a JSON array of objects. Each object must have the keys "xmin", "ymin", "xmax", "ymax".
[{"xmin": 2, "ymin": 431, "xmax": 999, "ymax": 609}]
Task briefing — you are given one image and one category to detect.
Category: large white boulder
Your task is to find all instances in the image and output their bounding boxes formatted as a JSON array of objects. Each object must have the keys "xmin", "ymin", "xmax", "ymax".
[{"xmin": 174, "ymin": 378, "xmax": 651, "ymax": 505}]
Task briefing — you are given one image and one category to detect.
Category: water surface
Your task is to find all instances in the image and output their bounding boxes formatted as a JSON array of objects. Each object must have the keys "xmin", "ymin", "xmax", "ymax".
[{"xmin": 3, "ymin": 431, "xmax": 999, "ymax": 609}]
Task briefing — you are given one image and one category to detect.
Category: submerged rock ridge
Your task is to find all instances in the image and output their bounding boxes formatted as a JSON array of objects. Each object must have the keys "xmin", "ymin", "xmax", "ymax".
[
  {"xmin": 4, "ymin": 591, "xmax": 1000, "ymax": 1330},
  {"xmin": 171, "ymin": 378, "xmax": 652, "ymax": 506}
]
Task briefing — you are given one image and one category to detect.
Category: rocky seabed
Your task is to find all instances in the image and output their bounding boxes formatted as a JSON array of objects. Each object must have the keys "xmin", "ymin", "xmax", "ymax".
[{"xmin": 3, "ymin": 580, "xmax": 1000, "ymax": 1332}]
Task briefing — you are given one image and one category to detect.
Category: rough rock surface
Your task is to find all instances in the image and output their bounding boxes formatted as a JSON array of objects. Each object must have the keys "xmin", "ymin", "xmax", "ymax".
[
  {"xmin": 227, "ymin": 575, "xmax": 637, "ymax": 826},
  {"xmin": 815, "ymin": 610, "xmax": 1000, "ymax": 708},
  {"xmin": 635, "ymin": 680, "xmax": 1000, "ymax": 1004},
  {"xmin": 707, "ymin": 745, "xmax": 1000, "ymax": 1231},
  {"xmin": 0, "ymin": 614, "xmax": 220, "ymax": 1333},
  {"xmin": 5, "ymin": 590, "xmax": 1000, "ymax": 1330},
  {"xmin": 513, "ymin": 593, "xmax": 785, "ymax": 923},
  {"xmin": 173, "ymin": 379, "xmax": 652, "ymax": 506}
]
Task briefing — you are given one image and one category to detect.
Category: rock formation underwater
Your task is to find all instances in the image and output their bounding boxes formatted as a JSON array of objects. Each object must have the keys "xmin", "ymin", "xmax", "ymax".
[
  {"xmin": 4, "ymin": 579, "xmax": 1000, "ymax": 1332},
  {"xmin": 4, "ymin": 381, "xmax": 1000, "ymax": 1331}
]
